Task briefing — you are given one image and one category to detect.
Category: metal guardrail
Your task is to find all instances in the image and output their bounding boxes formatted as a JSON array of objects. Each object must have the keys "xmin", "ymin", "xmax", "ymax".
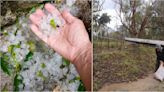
[
  {"xmin": 94, "ymin": 36, "xmax": 164, "ymax": 46},
  {"xmin": 124, "ymin": 37, "xmax": 164, "ymax": 46}
]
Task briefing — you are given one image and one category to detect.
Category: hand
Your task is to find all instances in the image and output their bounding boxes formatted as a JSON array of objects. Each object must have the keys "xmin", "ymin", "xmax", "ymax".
[
  {"xmin": 29, "ymin": 3, "xmax": 92, "ymax": 91},
  {"xmin": 29, "ymin": 3, "xmax": 90, "ymax": 63}
]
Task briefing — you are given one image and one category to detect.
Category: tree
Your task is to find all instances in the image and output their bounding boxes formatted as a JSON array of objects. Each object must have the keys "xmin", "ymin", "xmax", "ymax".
[
  {"xmin": 92, "ymin": 0, "xmax": 111, "ymax": 49},
  {"xmin": 93, "ymin": 13, "xmax": 111, "ymax": 33},
  {"xmin": 98, "ymin": 13, "xmax": 111, "ymax": 26},
  {"xmin": 114, "ymin": 0, "xmax": 154, "ymax": 38},
  {"xmin": 150, "ymin": 0, "xmax": 164, "ymax": 40},
  {"xmin": 93, "ymin": 0, "xmax": 105, "ymax": 12}
]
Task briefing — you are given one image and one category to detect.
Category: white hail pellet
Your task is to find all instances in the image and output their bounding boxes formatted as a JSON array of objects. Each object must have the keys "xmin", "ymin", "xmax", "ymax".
[{"xmin": 39, "ymin": 13, "xmax": 65, "ymax": 37}]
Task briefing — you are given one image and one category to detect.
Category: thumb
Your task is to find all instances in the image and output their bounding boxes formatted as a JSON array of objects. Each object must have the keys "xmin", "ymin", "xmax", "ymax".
[{"xmin": 62, "ymin": 10, "xmax": 76, "ymax": 24}]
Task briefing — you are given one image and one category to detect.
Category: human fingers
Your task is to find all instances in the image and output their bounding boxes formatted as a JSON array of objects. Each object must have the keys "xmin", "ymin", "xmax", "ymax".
[
  {"xmin": 30, "ymin": 24, "xmax": 48, "ymax": 43},
  {"xmin": 62, "ymin": 10, "xmax": 76, "ymax": 24}
]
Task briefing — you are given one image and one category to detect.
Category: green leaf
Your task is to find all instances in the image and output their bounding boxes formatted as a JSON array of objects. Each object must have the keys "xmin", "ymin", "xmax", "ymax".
[
  {"xmin": 29, "ymin": 7, "xmax": 36, "ymax": 14},
  {"xmin": 3, "ymin": 31, "xmax": 8, "ymax": 36},
  {"xmin": 8, "ymin": 44, "xmax": 20, "ymax": 54},
  {"xmin": 39, "ymin": 4, "xmax": 44, "ymax": 9},
  {"xmin": 69, "ymin": 76, "xmax": 80, "ymax": 83},
  {"xmin": 36, "ymin": 70, "xmax": 46, "ymax": 80},
  {"xmin": 14, "ymin": 29, "xmax": 18, "ymax": 36},
  {"xmin": 62, "ymin": 58, "xmax": 70, "ymax": 66},
  {"xmin": 15, "ymin": 43, "xmax": 21, "ymax": 48},
  {"xmin": 24, "ymin": 51, "xmax": 33, "ymax": 62},
  {"xmin": 2, "ymin": 53, "xmax": 9, "ymax": 61},
  {"xmin": 75, "ymin": 76, "xmax": 80, "ymax": 80},
  {"xmin": 1, "ymin": 60, "xmax": 10, "ymax": 76},
  {"xmin": 12, "ymin": 52, "xmax": 16, "ymax": 60},
  {"xmin": 15, "ymin": 63, "xmax": 22, "ymax": 73},
  {"xmin": 8, "ymin": 45, "xmax": 14, "ymax": 54},
  {"xmin": 0, "ymin": 54, "xmax": 10, "ymax": 76},
  {"xmin": 14, "ymin": 74, "xmax": 23, "ymax": 91},
  {"xmin": 50, "ymin": 19, "xmax": 57, "ymax": 29},
  {"xmin": 78, "ymin": 80, "xmax": 86, "ymax": 91},
  {"xmin": 27, "ymin": 41, "xmax": 35, "ymax": 51},
  {"xmin": 7, "ymin": 44, "xmax": 21, "ymax": 63},
  {"xmin": 41, "ymin": 63, "xmax": 46, "ymax": 68},
  {"xmin": 16, "ymin": 18, "xmax": 21, "ymax": 28},
  {"xmin": 37, "ymin": 70, "xmax": 42, "ymax": 77},
  {"xmin": 0, "ymin": 52, "xmax": 2, "ymax": 57}
]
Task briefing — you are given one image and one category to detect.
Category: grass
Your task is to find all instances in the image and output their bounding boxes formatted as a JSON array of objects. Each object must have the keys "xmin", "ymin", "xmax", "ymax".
[{"xmin": 93, "ymin": 40, "xmax": 156, "ymax": 90}]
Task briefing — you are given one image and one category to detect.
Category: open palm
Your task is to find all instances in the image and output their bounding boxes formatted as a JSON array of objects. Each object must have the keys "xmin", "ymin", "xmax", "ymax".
[{"xmin": 29, "ymin": 3, "xmax": 90, "ymax": 62}]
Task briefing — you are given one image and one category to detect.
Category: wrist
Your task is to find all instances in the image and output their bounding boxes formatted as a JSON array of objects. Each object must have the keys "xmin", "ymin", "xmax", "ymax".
[
  {"xmin": 71, "ymin": 41, "xmax": 92, "ymax": 91},
  {"xmin": 71, "ymin": 41, "xmax": 92, "ymax": 65}
]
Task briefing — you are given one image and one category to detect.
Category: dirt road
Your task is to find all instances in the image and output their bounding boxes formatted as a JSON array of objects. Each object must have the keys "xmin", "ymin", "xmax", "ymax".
[{"xmin": 99, "ymin": 74, "xmax": 164, "ymax": 91}]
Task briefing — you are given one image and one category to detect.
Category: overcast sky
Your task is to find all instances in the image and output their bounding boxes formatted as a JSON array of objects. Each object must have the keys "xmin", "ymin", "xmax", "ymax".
[
  {"xmin": 97, "ymin": 0, "xmax": 150, "ymax": 31},
  {"xmin": 98, "ymin": 0, "xmax": 122, "ymax": 31}
]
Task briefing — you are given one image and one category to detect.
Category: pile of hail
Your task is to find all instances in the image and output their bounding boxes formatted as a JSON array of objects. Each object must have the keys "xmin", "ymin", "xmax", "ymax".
[{"xmin": 0, "ymin": 7, "xmax": 83, "ymax": 91}]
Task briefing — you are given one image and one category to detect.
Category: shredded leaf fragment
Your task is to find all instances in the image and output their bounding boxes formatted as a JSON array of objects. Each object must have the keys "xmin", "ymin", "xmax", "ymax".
[{"xmin": 50, "ymin": 19, "xmax": 57, "ymax": 29}]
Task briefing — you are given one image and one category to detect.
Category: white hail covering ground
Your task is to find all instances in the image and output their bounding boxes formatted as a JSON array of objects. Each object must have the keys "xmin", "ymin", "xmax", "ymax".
[{"xmin": 0, "ymin": 14, "xmax": 80, "ymax": 91}]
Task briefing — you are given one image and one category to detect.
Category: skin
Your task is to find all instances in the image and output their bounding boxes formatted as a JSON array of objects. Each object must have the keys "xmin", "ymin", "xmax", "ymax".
[{"xmin": 29, "ymin": 3, "xmax": 92, "ymax": 91}]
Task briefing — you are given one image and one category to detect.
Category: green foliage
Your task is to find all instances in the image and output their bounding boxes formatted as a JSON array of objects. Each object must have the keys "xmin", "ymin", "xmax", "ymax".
[
  {"xmin": 41, "ymin": 63, "xmax": 46, "ymax": 68},
  {"xmin": 68, "ymin": 77, "xmax": 85, "ymax": 91},
  {"xmin": 37, "ymin": 70, "xmax": 46, "ymax": 80},
  {"xmin": 60, "ymin": 58, "xmax": 70, "ymax": 69},
  {"xmin": 8, "ymin": 44, "xmax": 21, "ymax": 54},
  {"xmin": 24, "ymin": 51, "xmax": 33, "ymax": 62},
  {"xmin": 62, "ymin": 58, "xmax": 70, "ymax": 66},
  {"xmin": 8, "ymin": 44, "xmax": 21, "ymax": 63},
  {"xmin": 14, "ymin": 74, "xmax": 24, "ymax": 91},
  {"xmin": 16, "ymin": 18, "xmax": 21, "ymax": 28},
  {"xmin": 78, "ymin": 80, "xmax": 86, "ymax": 91},
  {"xmin": 69, "ymin": 76, "xmax": 80, "ymax": 83},
  {"xmin": 15, "ymin": 63, "xmax": 22, "ymax": 73},
  {"xmin": 116, "ymin": 0, "xmax": 154, "ymax": 37},
  {"xmin": 39, "ymin": 4, "xmax": 44, "ymax": 9},
  {"xmin": 2, "ymin": 31, "xmax": 8, "ymax": 36},
  {"xmin": 0, "ymin": 53, "xmax": 10, "ymax": 76},
  {"xmin": 50, "ymin": 19, "xmax": 57, "ymax": 29},
  {"xmin": 8, "ymin": 45, "xmax": 14, "ymax": 54},
  {"xmin": 98, "ymin": 13, "xmax": 111, "ymax": 25},
  {"xmin": 29, "ymin": 4, "xmax": 44, "ymax": 14},
  {"xmin": 29, "ymin": 7, "xmax": 36, "ymax": 14},
  {"xmin": 27, "ymin": 41, "xmax": 36, "ymax": 51},
  {"xmin": 14, "ymin": 29, "xmax": 18, "ymax": 36},
  {"xmin": 1, "ymin": 43, "xmax": 22, "ymax": 76},
  {"xmin": 94, "ymin": 40, "xmax": 156, "ymax": 90}
]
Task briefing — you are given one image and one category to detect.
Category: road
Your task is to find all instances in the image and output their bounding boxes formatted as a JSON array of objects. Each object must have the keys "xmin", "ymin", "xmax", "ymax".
[{"xmin": 99, "ymin": 74, "xmax": 164, "ymax": 91}]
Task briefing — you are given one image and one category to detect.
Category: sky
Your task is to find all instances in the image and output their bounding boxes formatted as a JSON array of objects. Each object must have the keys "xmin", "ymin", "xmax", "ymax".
[
  {"xmin": 96, "ymin": 0, "xmax": 150, "ymax": 31},
  {"xmin": 98, "ymin": 0, "xmax": 122, "ymax": 31}
]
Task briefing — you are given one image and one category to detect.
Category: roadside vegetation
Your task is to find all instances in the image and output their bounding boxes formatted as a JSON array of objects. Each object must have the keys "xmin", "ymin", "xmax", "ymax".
[{"xmin": 93, "ymin": 39, "xmax": 156, "ymax": 90}]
